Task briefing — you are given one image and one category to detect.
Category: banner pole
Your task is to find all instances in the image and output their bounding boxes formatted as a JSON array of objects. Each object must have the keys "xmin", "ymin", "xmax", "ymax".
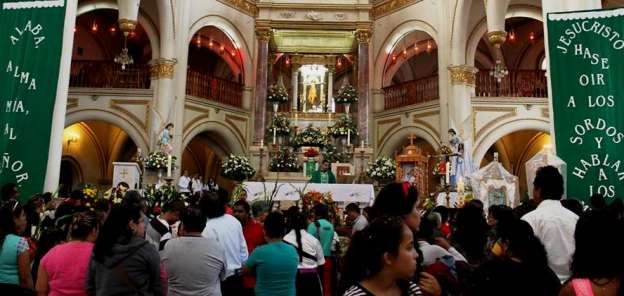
[{"xmin": 43, "ymin": 0, "xmax": 78, "ymax": 193}]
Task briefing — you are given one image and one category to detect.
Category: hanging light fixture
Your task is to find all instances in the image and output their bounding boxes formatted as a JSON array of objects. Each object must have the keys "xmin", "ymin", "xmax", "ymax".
[
  {"xmin": 529, "ymin": 31, "xmax": 536, "ymax": 43},
  {"xmin": 91, "ymin": 21, "xmax": 98, "ymax": 32},
  {"xmin": 489, "ymin": 59, "xmax": 509, "ymax": 83},
  {"xmin": 402, "ymin": 48, "xmax": 407, "ymax": 58},
  {"xmin": 508, "ymin": 29, "xmax": 516, "ymax": 42},
  {"xmin": 109, "ymin": 26, "xmax": 117, "ymax": 34},
  {"xmin": 208, "ymin": 39, "xmax": 213, "ymax": 48},
  {"xmin": 114, "ymin": 27, "xmax": 134, "ymax": 70},
  {"xmin": 196, "ymin": 34, "xmax": 202, "ymax": 48},
  {"xmin": 426, "ymin": 40, "xmax": 433, "ymax": 53}
]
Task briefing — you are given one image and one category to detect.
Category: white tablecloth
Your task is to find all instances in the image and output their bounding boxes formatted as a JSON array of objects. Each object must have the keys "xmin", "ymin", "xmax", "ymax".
[{"xmin": 242, "ymin": 182, "xmax": 375, "ymax": 204}]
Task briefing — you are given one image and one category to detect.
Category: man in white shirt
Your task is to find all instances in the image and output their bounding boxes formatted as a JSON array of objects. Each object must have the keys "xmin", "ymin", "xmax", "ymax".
[
  {"xmin": 345, "ymin": 203, "xmax": 368, "ymax": 235},
  {"xmin": 191, "ymin": 173, "xmax": 203, "ymax": 194},
  {"xmin": 200, "ymin": 190, "xmax": 248, "ymax": 296},
  {"xmin": 178, "ymin": 170, "xmax": 191, "ymax": 194},
  {"xmin": 146, "ymin": 199, "xmax": 185, "ymax": 251},
  {"xmin": 521, "ymin": 166, "xmax": 578, "ymax": 283}
]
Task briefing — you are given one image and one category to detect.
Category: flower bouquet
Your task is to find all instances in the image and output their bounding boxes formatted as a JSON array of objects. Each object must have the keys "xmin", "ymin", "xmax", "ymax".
[
  {"xmin": 301, "ymin": 190, "xmax": 338, "ymax": 219},
  {"xmin": 82, "ymin": 184, "xmax": 97, "ymax": 199},
  {"xmin": 322, "ymin": 144, "xmax": 350, "ymax": 163},
  {"xmin": 335, "ymin": 84, "xmax": 358, "ymax": 104},
  {"xmin": 267, "ymin": 113, "xmax": 291, "ymax": 136},
  {"xmin": 292, "ymin": 125, "xmax": 328, "ymax": 148},
  {"xmin": 303, "ymin": 148, "xmax": 320, "ymax": 158},
  {"xmin": 267, "ymin": 84, "xmax": 289, "ymax": 103},
  {"xmin": 327, "ymin": 114, "xmax": 358, "ymax": 138},
  {"xmin": 367, "ymin": 156, "xmax": 397, "ymax": 181},
  {"xmin": 144, "ymin": 151, "xmax": 176, "ymax": 170},
  {"xmin": 269, "ymin": 148, "xmax": 300, "ymax": 172},
  {"xmin": 221, "ymin": 154, "xmax": 256, "ymax": 182},
  {"xmin": 143, "ymin": 184, "xmax": 179, "ymax": 215}
]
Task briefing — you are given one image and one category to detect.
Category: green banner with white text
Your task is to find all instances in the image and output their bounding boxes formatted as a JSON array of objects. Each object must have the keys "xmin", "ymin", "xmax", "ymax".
[
  {"xmin": 547, "ymin": 8, "xmax": 624, "ymax": 204},
  {"xmin": 0, "ymin": 0, "xmax": 67, "ymax": 200}
]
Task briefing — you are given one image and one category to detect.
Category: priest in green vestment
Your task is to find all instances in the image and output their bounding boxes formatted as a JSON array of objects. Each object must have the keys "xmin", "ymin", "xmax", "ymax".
[{"xmin": 310, "ymin": 160, "xmax": 336, "ymax": 184}]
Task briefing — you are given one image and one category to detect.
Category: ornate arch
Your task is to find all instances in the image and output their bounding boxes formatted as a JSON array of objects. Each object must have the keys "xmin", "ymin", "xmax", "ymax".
[
  {"xmin": 65, "ymin": 109, "xmax": 149, "ymax": 153},
  {"xmin": 182, "ymin": 120, "xmax": 245, "ymax": 156},
  {"xmin": 77, "ymin": 1, "xmax": 160, "ymax": 59},
  {"xmin": 465, "ymin": 5, "xmax": 543, "ymax": 67},
  {"xmin": 188, "ymin": 15, "xmax": 253, "ymax": 86},
  {"xmin": 60, "ymin": 155, "xmax": 85, "ymax": 186},
  {"xmin": 373, "ymin": 20, "xmax": 439, "ymax": 89},
  {"xmin": 377, "ymin": 125, "xmax": 441, "ymax": 157},
  {"xmin": 473, "ymin": 118, "xmax": 550, "ymax": 166}
]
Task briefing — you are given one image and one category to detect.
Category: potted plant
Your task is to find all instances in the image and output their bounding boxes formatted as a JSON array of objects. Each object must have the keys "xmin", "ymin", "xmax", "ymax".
[
  {"xmin": 269, "ymin": 148, "xmax": 300, "ymax": 172},
  {"xmin": 292, "ymin": 125, "xmax": 328, "ymax": 148},
  {"xmin": 335, "ymin": 84, "xmax": 358, "ymax": 113},
  {"xmin": 267, "ymin": 84, "xmax": 289, "ymax": 111},
  {"xmin": 221, "ymin": 154, "xmax": 256, "ymax": 182},
  {"xmin": 367, "ymin": 156, "xmax": 397, "ymax": 184}
]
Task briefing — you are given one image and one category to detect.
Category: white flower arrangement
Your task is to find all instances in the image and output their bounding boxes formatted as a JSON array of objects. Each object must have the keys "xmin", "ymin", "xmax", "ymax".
[
  {"xmin": 221, "ymin": 154, "xmax": 256, "ymax": 181},
  {"xmin": 328, "ymin": 114, "xmax": 358, "ymax": 138},
  {"xmin": 144, "ymin": 151, "xmax": 176, "ymax": 170},
  {"xmin": 367, "ymin": 156, "xmax": 397, "ymax": 181},
  {"xmin": 292, "ymin": 125, "xmax": 328, "ymax": 148},
  {"xmin": 269, "ymin": 148, "xmax": 300, "ymax": 172},
  {"xmin": 267, "ymin": 84, "xmax": 289, "ymax": 103},
  {"xmin": 335, "ymin": 84, "xmax": 358, "ymax": 104}
]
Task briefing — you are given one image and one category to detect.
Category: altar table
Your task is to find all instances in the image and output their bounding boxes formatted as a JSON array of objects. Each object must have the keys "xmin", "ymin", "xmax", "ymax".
[{"xmin": 242, "ymin": 181, "xmax": 375, "ymax": 204}]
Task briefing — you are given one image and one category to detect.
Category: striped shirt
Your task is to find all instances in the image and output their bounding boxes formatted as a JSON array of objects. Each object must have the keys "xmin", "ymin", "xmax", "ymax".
[{"xmin": 343, "ymin": 281, "xmax": 423, "ymax": 296}]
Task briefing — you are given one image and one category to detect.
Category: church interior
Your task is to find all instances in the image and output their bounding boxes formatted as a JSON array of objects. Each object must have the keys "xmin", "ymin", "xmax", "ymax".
[{"xmin": 59, "ymin": 0, "xmax": 621, "ymax": 201}]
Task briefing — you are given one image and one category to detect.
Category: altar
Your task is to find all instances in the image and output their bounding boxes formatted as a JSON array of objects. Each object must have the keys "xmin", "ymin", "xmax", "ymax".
[{"xmin": 242, "ymin": 181, "xmax": 375, "ymax": 204}]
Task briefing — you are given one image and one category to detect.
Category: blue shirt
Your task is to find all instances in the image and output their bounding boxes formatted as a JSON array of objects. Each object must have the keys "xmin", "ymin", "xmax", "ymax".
[
  {"xmin": 307, "ymin": 219, "xmax": 335, "ymax": 256},
  {"xmin": 246, "ymin": 241, "xmax": 298, "ymax": 296}
]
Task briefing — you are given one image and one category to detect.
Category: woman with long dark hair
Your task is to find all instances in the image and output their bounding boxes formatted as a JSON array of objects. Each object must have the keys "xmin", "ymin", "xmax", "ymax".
[
  {"xmin": 559, "ymin": 210, "xmax": 624, "ymax": 296},
  {"xmin": 0, "ymin": 200, "xmax": 33, "ymax": 293},
  {"xmin": 471, "ymin": 218, "xmax": 560, "ymax": 295},
  {"xmin": 36, "ymin": 211, "xmax": 99, "ymax": 296},
  {"xmin": 87, "ymin": 197, "xmax": 162, "ymax": 296},
  {"xmin": 370, "ymin": 182, "xmax": 441, "ymax": 296},
  {"xmin": 342, "ymin": 216, "xmax": 422, "ymax": 296},
  {"xmin": 284, "ymin": 210, "xmax": 325, "ymax": 296}
]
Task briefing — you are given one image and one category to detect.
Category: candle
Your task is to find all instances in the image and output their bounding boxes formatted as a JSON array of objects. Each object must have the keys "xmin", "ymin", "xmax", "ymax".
[
  {"xmin": 445, "ymin": 161, "xmax": 450, "ymax": 185},
  {"xmin": 347, "ymin": 129, "xmax": 351, "ymax": 146},
  {"xmin": 360, "ymin": 140, "xmax": 364, "ymax": 149},
  {"xmin": 260, "ymin": 139, "xmax": 264, "ymax": 148},
  {"xmin": 294, "ymin": 113, "xmax": 298, "ymax": 126},
  {"xmin": 273, "ymin": 128, "xmax": 277, "ymax": 145},
  {"xmin": 457, "ymin": 177, "xmax": 465, "ymax": 193},
  {"xmin": 328, "ymin": 112, "xmax": 332, "ymax": 124},
  {"xmin": 167, "ymin": 154, "xmax": 172, "ymax": 177}
]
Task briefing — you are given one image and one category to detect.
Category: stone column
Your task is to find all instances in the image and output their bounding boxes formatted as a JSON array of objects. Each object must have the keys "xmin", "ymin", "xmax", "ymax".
[
  {"xmin": 484, "ymin": 0, "xmax": 511, "ymax": 47},
  {"xmin": 327, "ymin": 65, "xmax": 335, "ymax": 112},
  {"xmin": 150, "ymin": 0, "xmax": 177, "ymax": 150},
  {"xmin": 253, "ymin": 28, "xmax": 271, "ymax": 144},
  {"xmin": 291, "ymin": 64, "xmax": 299, "ymax": 112},
  {"xmin": 44, "ymin": 0, "xmax": 79, "ymax": 192},
  {"xmin": 355, "ymin": 29, "xmax": 371, "ymax": 144},
  {"xmin": 448, "ymin": 65, "xmax": 478, "ymax": 142}
]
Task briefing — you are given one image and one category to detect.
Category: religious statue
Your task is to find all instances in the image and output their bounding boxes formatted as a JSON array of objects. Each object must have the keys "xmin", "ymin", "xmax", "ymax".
[
  {"xmin": 448, "ymin": 129, "xmax": 462, "ymax": 187},
  {"xmin": 159, "ymin": 123, "xmax": 174, "ymax": 154},
  {"xmin": 307, "ymin": 79, "xmax": 319, "ymax": 107}
]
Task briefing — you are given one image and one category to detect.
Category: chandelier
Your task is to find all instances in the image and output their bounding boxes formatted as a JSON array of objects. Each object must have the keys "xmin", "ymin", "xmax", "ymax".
[
  {"xmin": 489, "ymin": 60, "xmax": 508, "ymax": 83},
  {"xmin": 114, "ymin": 35, "xmax": 134, "ymax": 70}
]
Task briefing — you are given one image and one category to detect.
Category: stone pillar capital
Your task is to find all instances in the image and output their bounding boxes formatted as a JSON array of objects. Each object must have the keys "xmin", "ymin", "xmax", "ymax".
[
  {"xmin": 256, "ymin": 27, "xmax": 272, "ymax": 42},
  {"xmin": 448, "ymin": 65, "xmax": 478, "ymax": 86},
  {"xmin": 150, "ymin": 58, "xmax": 177, "ymax": 79},
  {"xmin": 327, "ymin": 64, "xmax": 336, "ymax": 72},
  {"xmin": 486, "ymin": 30, "xmax": 507, "ymax": 47},
  {"xmin": 355, "ymin": 29, "xmax": 372, "ymax": 44}
]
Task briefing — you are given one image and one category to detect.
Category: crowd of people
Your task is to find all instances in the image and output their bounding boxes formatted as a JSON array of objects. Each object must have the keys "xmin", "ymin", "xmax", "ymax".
[{"xmin": 1, "ymin": 165, "xmax": 623, "ymax": 296}]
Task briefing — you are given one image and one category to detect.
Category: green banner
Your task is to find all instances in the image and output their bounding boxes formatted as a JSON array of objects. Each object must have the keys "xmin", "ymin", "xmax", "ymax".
[
  {"xmin": 0, "ymin": 0, "xmax": 67, "ymax": 200},
  {"xmin": 547, "ymin": 8, "xmax": 624, "ymax": 203}
]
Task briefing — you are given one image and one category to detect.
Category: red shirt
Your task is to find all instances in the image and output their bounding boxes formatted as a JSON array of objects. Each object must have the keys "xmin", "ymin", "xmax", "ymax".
[{"xmin": 242, "ymin": 219, "xmax": 265, "ymax": 289}]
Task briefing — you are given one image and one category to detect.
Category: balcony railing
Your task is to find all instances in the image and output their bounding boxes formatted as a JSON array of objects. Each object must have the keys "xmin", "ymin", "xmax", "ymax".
[
  {"xmin": 69, "ymin": 61, "xmax": 151, "ymax": 89},
  {"xmin": 476, "ymin": 69, "xmax": 547, "ymax": 98},
  {"xmin": 383, "ymin": 75, "xmax": 439, "ymax": 110},
  {"xmin": 186, "ymin": 69, "xmax": 243, "ymax": 108}
]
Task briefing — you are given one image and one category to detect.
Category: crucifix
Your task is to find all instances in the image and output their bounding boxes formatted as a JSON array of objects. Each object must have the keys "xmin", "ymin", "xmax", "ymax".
[
  {"xmin": 119, "ymin": 168, "xmax": 129, "ymax": 179},
  {"xmin": 408, "ymin": 134, "xmax": 417, "ymax": 146}
]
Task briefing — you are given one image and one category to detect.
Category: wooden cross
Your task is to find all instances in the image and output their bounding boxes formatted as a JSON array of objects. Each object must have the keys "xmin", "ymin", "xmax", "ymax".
[
  {"xmin": 119, "ymin": 168, "xmax": 129, "ymax": 179},
  {"xmin": 408, "ymin": 134, "xmax": 417, "ymax": 145}
]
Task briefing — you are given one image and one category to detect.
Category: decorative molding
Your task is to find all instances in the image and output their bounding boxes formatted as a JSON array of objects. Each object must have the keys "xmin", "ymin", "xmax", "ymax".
[
  {"xmin": 413, "ymin": 111, "xmax": 440, "ymax": 138},
  {"xmin": 376, "ymin": 117, "xmax": 402, "ymax": 146},
  {"xmin": 272, "ymin": 30, "xmax": 356, "ymax": 54},
  {"xmin": 335, "ymin": 13, "xmax": 347, "ymax": 21},
  {"xmin": 486, "ymin": 30, "xmax": 507, "ymax": 47},
  {"xmin": 473, "ymin": 106, "xmax": 518, "ymax": 142},
  {"xmin": 448, "ymin": 65, "xmax": 478, "ymax": 86},
  {"xmin": 372, "ymin": 0, "xmax": 422, "ymax": 20},
  {"xmin": 354, "ymin": 29, "xmax": 372, "ymax": 44},
  {"xmin": 256, "ymin": 27, "xmax": 272, "ymax": 42},
  {"xmin": 541, "ymin": 107, "xmax": 550, "ymax": 119},
  {"xmin": 280, "ymin": 11, "xmax": 296, "ymax": 19},
  {"xmin": 305, "ymin": 10, "xmax": 323, "ymax": 21},
  {"xmin": 183, "ymin": 104, "xmax": 210, "ymax": 133},
  {"xmin": 149, "ymin": 58, "xmax": 177, "ymax": 79},
  {"xmin": 118, "ymin": 19, "xmax": 137, "ymax": 33},
  {"xmin": 216, "ymin": 0, "xmax": 258, "ymax": 17},
  {"xmin": 67, "ymin": 98, "xmax": 79, "ymax": 109},
  {"xmin": 291, "ymin": 55, "xmax": 337, "ymax": 66},
  {"xmin": 225, "ymin": 114, "xmax": 248, "ymax": 144},
  {"xmin": 109, "ymin": 99, "xmax": 150, "ymax": 130}
]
